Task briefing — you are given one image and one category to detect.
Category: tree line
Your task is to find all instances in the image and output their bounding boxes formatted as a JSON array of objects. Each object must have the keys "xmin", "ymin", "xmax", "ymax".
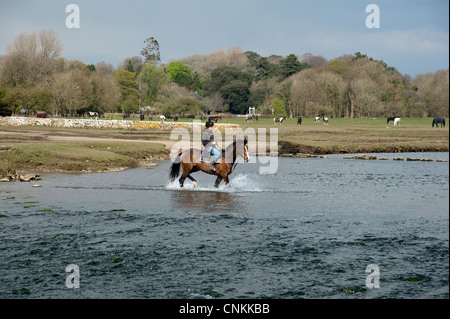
[{"xmin": 0, "ymin": 30, "xmax": 448, "ymax": 119}]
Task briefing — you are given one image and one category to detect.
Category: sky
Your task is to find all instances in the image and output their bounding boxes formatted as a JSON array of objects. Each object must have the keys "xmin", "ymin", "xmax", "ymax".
[{"xmin": 0, "ymin": 0, "xmax": 448, "ymax": 77}]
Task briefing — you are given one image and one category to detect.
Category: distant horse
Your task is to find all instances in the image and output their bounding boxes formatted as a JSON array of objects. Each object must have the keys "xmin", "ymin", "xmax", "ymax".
[
  {"xmin": 323, "ymin": 116, "xmax": 329, "ymax": 125},
  {"xmin": 387, "ymin": 116, "xmax": 400, "ymax": 124},
  {"xmin": 160, "ymin": 115, "xmax": 166, "ymax": 122},
  {"xmin": 394, "ymin": 117, "xmax": 401, "ymax": 128},
  {"xmin": 245, "ymin": 115, "xmax": 253, "ymax": 121},
  {"xmin": 274, "ymin": 117, "xmax": 286, "ymax": 125},
  {"xmin": 169, "ymin": 139, "xmax": 250, "ymax": 188},
  {"xmin": 315, "ymin": 116, "xmax": 320, "ymax": 122},
  {"xmin": 208, "ymin": 116, "xmax": 220, "ymax": 123},
  {"xmin": 88, "ymin": 111, "xmax": 99, "ymax": 118},
  {"xmin": 432, "ymin": 117, "xmax": 445, "ymax": 128},
  {"xmin": 122, "ymin": 113, "xmax": 130, "ymax": 119},
  {"xmin": 36, "ymin": 111, "xmax": 47, "ymax": 118},
  {"xmin": 297, "ymin": 116, "xmax": 302, "ymax": 125}
]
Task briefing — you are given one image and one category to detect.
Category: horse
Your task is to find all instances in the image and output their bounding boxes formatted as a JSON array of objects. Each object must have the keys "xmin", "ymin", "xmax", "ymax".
[
  {"xmin": 274, "ymin": 117, "xmax": 286, "ymax": 125},
  {"xmin": 323, "ymin": 116, "xmax": 329, "ymax": 125},
  {"xmin": 169, "ymin": 139, "xmax": 250, "ymax": 188},
  {"xmin": 208, "ymin": 116, "xmax": 219, "ymax": 123},
  {"xmin": 297, "ymin": 116, "xmax": 302, "ymax": 125},
  {"xmin": 88, "ymin": 111, "xmax": 99, "ymax": 118},
  {"xmin": 160, "ymin": 115, "xmax": 166, "ymax": 122},
  {"xmin": 36, "ymin": 111, "xmax": 47, "ymax": 118},
  {"xmin": 387, "ymin": 116, "xmax": 400, "ymax": 124},
  {"xmin": 432, "ymin": 117, "xmax": 445, "ymax": 128},
  {"xmin": 394, "ymin": 117, "xmax": 401, "ymax": 128},
  {"xmin": 315, "ymin": 116, "xmax": 320, "ymax": 122},
  {"xmin": 122, "ymin": 113, "xmax": 130, "ymax": 119},
  {"xmin": 245, "ymin": 115, "xmax": 253, "ymax": 121}
]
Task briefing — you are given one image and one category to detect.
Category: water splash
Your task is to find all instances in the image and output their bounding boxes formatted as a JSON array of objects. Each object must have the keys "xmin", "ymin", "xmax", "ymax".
[{"xmin": 165, "ymin": 173, "xmax": 262, "ymax": 193}]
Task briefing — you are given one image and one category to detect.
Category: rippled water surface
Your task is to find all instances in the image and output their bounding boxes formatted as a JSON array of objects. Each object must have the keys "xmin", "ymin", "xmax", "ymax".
[{"xmin": 1, "ymin": 153, "xmax": 448, "ymax": 298}]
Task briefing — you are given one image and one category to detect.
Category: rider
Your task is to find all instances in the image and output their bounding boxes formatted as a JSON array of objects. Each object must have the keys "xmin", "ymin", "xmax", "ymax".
[{"xmin": 202, "ymin": 120, "xmax": 221, "ymax": 172}]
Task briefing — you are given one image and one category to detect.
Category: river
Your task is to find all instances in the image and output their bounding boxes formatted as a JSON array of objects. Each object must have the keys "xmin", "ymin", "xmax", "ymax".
[{"xmin": 1, "ymin": 152, "xmax": 448, "ymax": 298}]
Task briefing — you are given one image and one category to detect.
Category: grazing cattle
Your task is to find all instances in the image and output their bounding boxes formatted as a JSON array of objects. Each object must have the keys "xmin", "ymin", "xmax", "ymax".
[
  {"xmin": 36, "ymin": 111, "xmax": 47, "ymax": 118},
  {"xmin": 274, "ymin": 117, "xmax": 286, "ymax": 125},
  {"xmin": 297, "ymin": 116, "xmax": 302, "ymax": 125}
]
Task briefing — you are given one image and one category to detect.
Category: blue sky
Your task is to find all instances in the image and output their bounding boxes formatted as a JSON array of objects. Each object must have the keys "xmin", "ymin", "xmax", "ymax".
[{"xmin": 0, "ymin": 0, "xmax": 448, "ymax": 77}]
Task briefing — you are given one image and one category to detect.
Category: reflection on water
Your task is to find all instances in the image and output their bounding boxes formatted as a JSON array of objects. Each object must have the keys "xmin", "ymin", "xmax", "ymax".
[{"xmin": 171, "ymin": 190, "xmax": 247, "ymax": 213}]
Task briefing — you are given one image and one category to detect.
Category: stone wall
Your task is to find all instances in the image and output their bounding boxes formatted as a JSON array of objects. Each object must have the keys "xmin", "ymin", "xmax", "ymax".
[{"xmin": 0, "ymin": 116, "xmax": 239, "ymax": 131}]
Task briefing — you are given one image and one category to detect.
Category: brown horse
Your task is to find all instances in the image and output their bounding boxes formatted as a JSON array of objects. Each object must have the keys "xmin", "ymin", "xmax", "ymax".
[{"xmin": 169, "ymin": 139, "xmax": 249, "ymax": 188}]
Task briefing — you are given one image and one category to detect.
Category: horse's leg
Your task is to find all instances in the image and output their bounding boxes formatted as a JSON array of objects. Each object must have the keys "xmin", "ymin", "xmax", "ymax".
[
  {"xmin": 187, "ymin": 174, "xmax": 197, "ymax": 187},
  {"xmin": 178, "ymin": 169, "xmax": 191, "ymax": 187},
  {"xmin": 214, "ymin": 176, "xmax": 223, "ymax": 188},
  {"xmin": 223, "ymin": 175, "xmax": 230, "ymax": 185}
]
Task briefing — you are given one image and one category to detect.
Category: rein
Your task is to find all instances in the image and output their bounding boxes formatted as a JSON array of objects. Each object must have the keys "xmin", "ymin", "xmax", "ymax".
[{"xmin": 230, "ymin": 145, "xmax": 247, "ymax": 172}]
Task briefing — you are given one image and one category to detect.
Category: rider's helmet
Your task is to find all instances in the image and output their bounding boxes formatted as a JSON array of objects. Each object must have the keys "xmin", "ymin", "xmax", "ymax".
[{"xmin": 205, "ymin": 120, "xmax": 214, "ymax": 128}]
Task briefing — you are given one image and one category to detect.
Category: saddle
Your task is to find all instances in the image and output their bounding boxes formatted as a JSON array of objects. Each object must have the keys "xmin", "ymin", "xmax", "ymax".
[{"xmin": 201, "ymin": 148, "xmax": 221, "ymax": 163}]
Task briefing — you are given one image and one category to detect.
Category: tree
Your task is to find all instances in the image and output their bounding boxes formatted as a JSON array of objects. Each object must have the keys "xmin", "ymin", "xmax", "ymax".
[
  {"xmin": 113, "ymin": 70, "xmax": 139, "ymax": 106},
  {"xmin": 279, "ymin": 54, "xmax": 310, "ymax": 78},
  {"xmin": 271, "ymin": 98, "xmax": 287, "ymax": 117},
  {"xmin": 166, "ymin": 62, "xmax": 193, "ymax": 87},
  {"xmin": 121, "ymin": 98, "xmax": 139, "ymax": 114},
  {"xmin": 203, "ymin": 66, "xmax": 251, "ymax": 114},
  {"xmin": 0, "ymin": 30, "xmax": 63, "ymax": 87},
  {"xmin": 220, "ymin": 80, "xmax": 250, "ymax": 114},
  {"xmin": 161, "ymin": 96, "xmax": 203, "ymax": 117},
  {"xmin": 118, "ymin": 56, "xmax": 143, "ymax": 74},
  {"xmin": 204, "ymin": 92, "xmax": 225, "ymax": 113},
  {"xmin": 137, "ymin": 63, "xmax": 170, "ymax": 105},
  {"xmin": 140, "ymin": 37, "xmax": 161, "ymax": 65},
  {"xmin": 245, "ymin": 51, "xmax": 281, "ymax": 80},
  {"xmin": 89, "ymin": 72, "xmax": 120, "ymax": 114}
]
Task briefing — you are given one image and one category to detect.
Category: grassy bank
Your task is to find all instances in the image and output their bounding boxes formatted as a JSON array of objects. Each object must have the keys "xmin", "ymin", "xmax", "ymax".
[
  {"xmin": 236, "ymin": 117, "xmax": 449, "ymax": 154},
  {"xmin": 0, "ymin": 134, "xmax": 168, "ymax": 177}
]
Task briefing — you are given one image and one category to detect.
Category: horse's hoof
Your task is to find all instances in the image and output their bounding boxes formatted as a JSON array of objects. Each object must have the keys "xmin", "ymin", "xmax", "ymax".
[{"xmin": 191, "ymin": 181, "xmax": 197, "ymax": 187}]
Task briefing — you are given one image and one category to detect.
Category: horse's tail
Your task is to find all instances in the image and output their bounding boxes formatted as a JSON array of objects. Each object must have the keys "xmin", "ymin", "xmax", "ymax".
[{"xmin": 169, "ymin": 151, "xmax": 182, "ymax": 181}]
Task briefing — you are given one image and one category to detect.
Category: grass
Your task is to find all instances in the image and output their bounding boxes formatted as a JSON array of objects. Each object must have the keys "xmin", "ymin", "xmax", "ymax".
[{"xmin": 0, "ymin": 140, "xmax": 168, "ymax": 175}]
